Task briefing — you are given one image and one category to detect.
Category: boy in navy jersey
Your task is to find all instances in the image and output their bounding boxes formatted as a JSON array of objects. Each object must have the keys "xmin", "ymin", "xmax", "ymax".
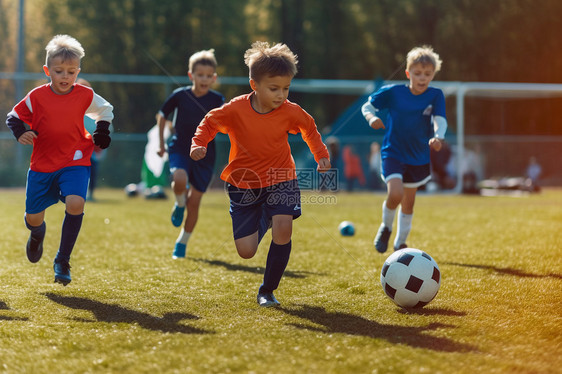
[
  {"xmin": 5, "ymin": 35, "xmax": 114, "ymax": 285},
  {"xmin": 362, "ymin": 45, "xmax": 448, "ymax": 253},
  {"xmin": 157, "ymin": 49, "xmax": 225, "ymax": 259}
]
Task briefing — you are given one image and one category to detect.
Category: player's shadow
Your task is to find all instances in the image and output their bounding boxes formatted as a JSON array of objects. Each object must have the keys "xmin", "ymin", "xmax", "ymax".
[
  {"xmin": 280, "ymin": 304, "xmax": 477, "ymax": 353},
  {"xmin": 396, "ymin": 307, "xmax": 466, "ymax": 316},
  {"xmin": 193, "ymin": 258, "xmax": 325, "ymax": 279},
  {"xmin": 44, "ymin": 293, "xmax": 211, "ymax": 335},
  {"xmin": 0, "ymin": 300, "xmax": 29, "ymax": 321},
  {"xmin": 445, "ymin": 262, "xmax": 562, "ymax": 279}
]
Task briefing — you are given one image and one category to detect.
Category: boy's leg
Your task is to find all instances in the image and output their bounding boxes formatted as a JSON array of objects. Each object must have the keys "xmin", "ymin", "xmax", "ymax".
[
  {"xmin": 393, "ymin": 187, "xmax": 416, "ymax": 250},
  {"xmin": 257, "ymin": 211, "xmax": 294, "ymax": 307},
  {"xmin": 374, "ymin": 178, "xmax": 402, "ymax": 253},
  {"xmin": 172, "ymin": 187, "xmax": 203, "ymax": 259},
  {"xmin": 54, "ymin": 167, "xmax": 89, "ymax": 286},
  {"xmin": 171, "ymin": 168, "xmax": 188, "ymax": 227},
  {"xmin": 54, "ymin": 195, "xmax": 85, "ymax": 285},
  {"xmin": 25, "ymin": 212, "xmax": 46, "ymax": 263}
]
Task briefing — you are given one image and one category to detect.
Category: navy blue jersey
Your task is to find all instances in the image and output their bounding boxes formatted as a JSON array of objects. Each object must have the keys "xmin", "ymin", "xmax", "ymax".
[
  {"xmin": 159, "ymin": 87, "xmax": 225, "ymax": 165},
  {"xmin": 369, "ymin": 84, "xmax": 446, "ymax": 165}
]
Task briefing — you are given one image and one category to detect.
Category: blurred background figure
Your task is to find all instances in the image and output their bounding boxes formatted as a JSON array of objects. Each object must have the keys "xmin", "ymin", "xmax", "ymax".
[
  {"xmin": 368, "ymin": 141, "xmax": 383, "ymax": 191},
  {"xmin": 342, "ymin": 144, "xmax": 365, "ymax": 192},
  {"xmin": 526, "ymin": 156, "xmax": 542, "ymax": 192},
  {"xmin": 430, "ymin": 141, "xmax": 455, "ymax": 191}
]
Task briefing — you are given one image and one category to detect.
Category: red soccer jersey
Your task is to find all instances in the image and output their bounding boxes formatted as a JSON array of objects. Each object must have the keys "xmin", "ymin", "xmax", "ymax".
[
  {"xmin": 192, "ymin": 93, "xmax": 329, "ymax": 189},
  {"xmin": 10, "ymin": 84, "xmax": 113, "ymax": 173}
]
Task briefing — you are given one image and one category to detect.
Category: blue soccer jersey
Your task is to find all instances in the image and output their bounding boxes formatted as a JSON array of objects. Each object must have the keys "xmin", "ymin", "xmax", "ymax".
[
  {"xmin": 158, "ymin": 87, "xmax": 225, "ymax": 166},
  {"xmin": 368, "ymin": 84, "xmax": 446, "ymax": 165}
]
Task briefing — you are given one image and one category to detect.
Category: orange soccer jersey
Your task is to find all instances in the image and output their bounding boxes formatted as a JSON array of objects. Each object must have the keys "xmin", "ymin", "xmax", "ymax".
[{"xmin": 192, "ymin": 93, "xmax": 329, "ymax": 189}]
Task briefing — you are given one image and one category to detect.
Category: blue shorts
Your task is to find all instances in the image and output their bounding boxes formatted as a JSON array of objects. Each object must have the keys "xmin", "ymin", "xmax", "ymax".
[
  {"xmin": 382, "ymin": 157, "xmax": 431, "ymax": 188},
  {"xmin": 228, "ymin": 179, "xmax": 301, "ymax": 240},
  {"xmin": 169, "ymin": 152, "xmax": 213, "ymax": 192},
  {"xmin": 26, "ymin": 166, "xmax": 90, "ymax": 214}
]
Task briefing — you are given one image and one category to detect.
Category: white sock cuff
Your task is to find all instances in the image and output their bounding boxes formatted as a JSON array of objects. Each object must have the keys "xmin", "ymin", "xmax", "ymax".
[
  {"xmin": 175, "ymin": 194, "xmax": 186, "ymax": 207},
  {"xmin": 177, "ymin": 230, "xmax": 191, "ymax": 244}
]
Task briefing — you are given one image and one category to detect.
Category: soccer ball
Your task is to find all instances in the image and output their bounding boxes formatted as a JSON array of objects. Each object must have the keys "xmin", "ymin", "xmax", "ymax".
[
  {"xmin": 338, "ymin": 221, "xmax": 355, "ymax": 236},
  {"xmin": 380, "ymin": 248, "xmax": 441, "ymax": 308}
]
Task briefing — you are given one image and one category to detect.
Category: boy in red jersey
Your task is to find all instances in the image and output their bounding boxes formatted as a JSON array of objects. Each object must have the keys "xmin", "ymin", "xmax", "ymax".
[
  {"xmin": 5, "ymin": 35, "xmax": 114, "ymax": 285},
  {"xmin": 191, "ymin": 41, "xmax": 331, "ymax": 307}
]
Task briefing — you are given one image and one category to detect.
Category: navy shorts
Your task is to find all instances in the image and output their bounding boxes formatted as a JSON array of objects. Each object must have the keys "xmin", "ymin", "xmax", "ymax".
[
  {"xmin": 382, "ymin": 157, "xmax": 431, "ymax": 188},
  {"xmin": 169, "ymin": 152, "xmax": 213, "ymax": 192},
  {"xmin": 228, "ymin": 179, "xmax": 301, "ymax": 240},
  {"xmin": 25, "ymin": 166, "xmax": 90, "ymax": 214}
]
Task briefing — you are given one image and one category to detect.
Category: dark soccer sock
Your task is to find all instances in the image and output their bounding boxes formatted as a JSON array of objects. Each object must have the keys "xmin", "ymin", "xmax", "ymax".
[
  {"xmin": 25, "ymin": 219, "xmax": 46, "ymax": 241},
  {"xmin": 259, "ymin": 240, "xmax": 292, "ymax": 294},
  {"xmin": 55, "ymin": 212, "xmax": 84, "ymax": 263}
]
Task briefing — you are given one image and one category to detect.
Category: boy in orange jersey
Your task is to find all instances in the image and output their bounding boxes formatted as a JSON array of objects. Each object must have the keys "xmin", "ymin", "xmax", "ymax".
[{"xmin": 191, "ymin": 41, "xmax": 331, "ymax": 307}]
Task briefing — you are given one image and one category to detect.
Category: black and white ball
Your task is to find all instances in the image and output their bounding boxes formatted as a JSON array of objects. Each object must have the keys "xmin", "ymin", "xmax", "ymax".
[{"xmin": 380, "ymin": 248, "xmax": 441, "ymax": 308}]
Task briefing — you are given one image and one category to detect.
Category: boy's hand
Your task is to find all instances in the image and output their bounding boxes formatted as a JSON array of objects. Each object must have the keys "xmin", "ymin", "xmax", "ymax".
[
  {"xmin": 17, "ymin": 130, "xmax": 38, "ymax": 145},
  {"xmin": 190, "ymin": 146, "xmax": 207, "ymax": 161},
  {"xmin": 93, "ymin": 121, "xmax": 111, "ymax": 149},
  {"xmin": 429, "ymin": 137, "xmax": 443, "ymax": 152},
  {"xmin": 370, "ymin": 117, "xmax": 385, "ymax": 130},
  {"xmin": 317, "ymin": 157, "xmax": 331, "ymax": 173},
  {"xmin": 157, "ymin": 146, "xmax": 166, "ymax": 158}
]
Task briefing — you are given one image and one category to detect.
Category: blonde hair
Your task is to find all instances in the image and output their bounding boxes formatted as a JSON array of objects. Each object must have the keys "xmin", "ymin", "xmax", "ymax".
[
  {"xmin": 244, "ymin": 41, "xmax": 298, "ymax": 82},
  {"xmin": 189, "ymin": 49, "xmax": 218, "ymax": 73},
  {"xmin": 45, "ymin": 34, "xmax": 85, "ymax": 67},
  {"xmin": 406, "ymin": 45, "xmax": 442, "ymax": 72}
]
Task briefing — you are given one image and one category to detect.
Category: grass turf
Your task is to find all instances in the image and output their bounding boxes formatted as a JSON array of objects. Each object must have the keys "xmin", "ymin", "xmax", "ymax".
[{"xmin": 0, "ymin": 187, "xmax": 560, "ymax": 373}]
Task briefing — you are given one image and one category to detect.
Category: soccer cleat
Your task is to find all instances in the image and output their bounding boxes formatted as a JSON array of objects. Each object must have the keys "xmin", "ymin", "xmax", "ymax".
[
  {"xmin": 374, "ymin": 225, "xmax": 392, "ymax": 253},
  {"xmin": 53, "ymin": 260, "xmax": 71, "ymax": 286},
  {"xmin": 257, "ymin": 292, "xmax": 280, "ymax": 307},
  {"xmin": 171, "ymin": 204, "xmax": 185, "ymax": 227},
  {"xmin": 394, "ymin": 243, "xmax": 408, "ymax": 251},
  {"xmin": 26, "ymin": 233, "xmax": 44, "ymax": 263},
  {"xmin": 172, "ymin": 242, "xmax": 186, "ymax": 259}
]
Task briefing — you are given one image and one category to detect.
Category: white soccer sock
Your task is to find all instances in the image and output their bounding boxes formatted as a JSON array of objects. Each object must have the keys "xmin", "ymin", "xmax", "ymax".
[
  {"xmin": 382, "ymin": 200, "xmax": 396, "ymax": 230},
  {"xmin": 394, "ymin": 210, "xmax": 413, "ymax": 248},
  {"xmin": 175, "ymin": 193, "xmax": 186, "ymax": 207},
  {"xmin": 176, "ymin": 230, "xmax": 191, "ymax": 245}
]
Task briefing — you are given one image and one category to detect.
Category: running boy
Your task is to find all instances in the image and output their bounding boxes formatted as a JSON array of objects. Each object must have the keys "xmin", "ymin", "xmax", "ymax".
[
  {"xmin": 5, "ymin": 34, "xmax": 114, "ymax": 285},
  {"xmin": 361, "ymin": 45, "xmax": 447, "ymax": 253},
  {"xmin": 157, "ymin": 49, "xmax": 225, "ymax": 259},
  {"xmin": 191, "ymin": 41, "xmax": 331, "ymax": 307}
]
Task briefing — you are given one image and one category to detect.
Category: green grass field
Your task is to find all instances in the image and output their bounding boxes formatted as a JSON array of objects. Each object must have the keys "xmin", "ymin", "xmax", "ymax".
[{"xmin": 0, "ymin": 187, "xmax": 560, "ymax": 374}]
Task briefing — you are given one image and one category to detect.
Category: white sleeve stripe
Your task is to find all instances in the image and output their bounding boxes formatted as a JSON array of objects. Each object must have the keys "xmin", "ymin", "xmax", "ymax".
[
  {"xmin": 85, "ymin": 93, "xmax": 114, "ymax": 123},
  {"xmin": 25, "ymin": 96, "xmax": 33, "ymax": 113}
]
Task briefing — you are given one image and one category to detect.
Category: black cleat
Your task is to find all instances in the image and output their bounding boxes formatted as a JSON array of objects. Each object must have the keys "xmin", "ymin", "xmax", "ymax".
[
  {"xmin": 53, "ymin": 260, "xmax": 71, "ymax": 286},
  {"xmin": 26, "ymin": 233, "xmax": 44, "ymax": 263},
  {"xmin": 374, "ymin": 225, "xmax": 392, "ymax": 253},
  {"xmin": 257, "ymin": 292, "xmax": 280, "ymax": 307}
]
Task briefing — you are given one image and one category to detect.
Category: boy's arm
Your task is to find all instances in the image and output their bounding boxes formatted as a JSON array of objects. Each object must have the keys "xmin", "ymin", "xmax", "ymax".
[
  {"xmin": 297, "ymin": 115, "xmax": 331, "ymax": 171},
  {"xmin": 429, "ymin": 115, "xmax": 448, "ymax": 152},
  {"xmin": 361, "ymin": 102, "xmax": 385, "ymax": 130},
  {"xmin": 6, "ymin": 112, "xmax": 28, "ymax": 141},
  {"xmin": 190, "ymin": 116, "xmax": 221, "ymax": 161},
  {"xmin": 156, "ymin": 113, "xmax": 168, "ymax": 157},
  {"xmin": 86, "ymin": 93, "xmax": 114, "ymax": 149}
]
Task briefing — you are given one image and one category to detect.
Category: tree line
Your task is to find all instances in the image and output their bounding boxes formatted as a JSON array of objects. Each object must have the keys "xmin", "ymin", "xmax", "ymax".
[{"xmin": 1, "ymin": 0, "xmax": 562, "ymax": 136}]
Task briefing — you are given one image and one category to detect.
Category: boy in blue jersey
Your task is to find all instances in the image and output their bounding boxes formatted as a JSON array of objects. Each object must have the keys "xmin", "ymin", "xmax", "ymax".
[
  {"xmin": 361, "ymin": 45, "xmax": 448, "ymax": 253},
  {"xmin": 157, "ymin": 49, "xmax": 225, "ymax": 258}
]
